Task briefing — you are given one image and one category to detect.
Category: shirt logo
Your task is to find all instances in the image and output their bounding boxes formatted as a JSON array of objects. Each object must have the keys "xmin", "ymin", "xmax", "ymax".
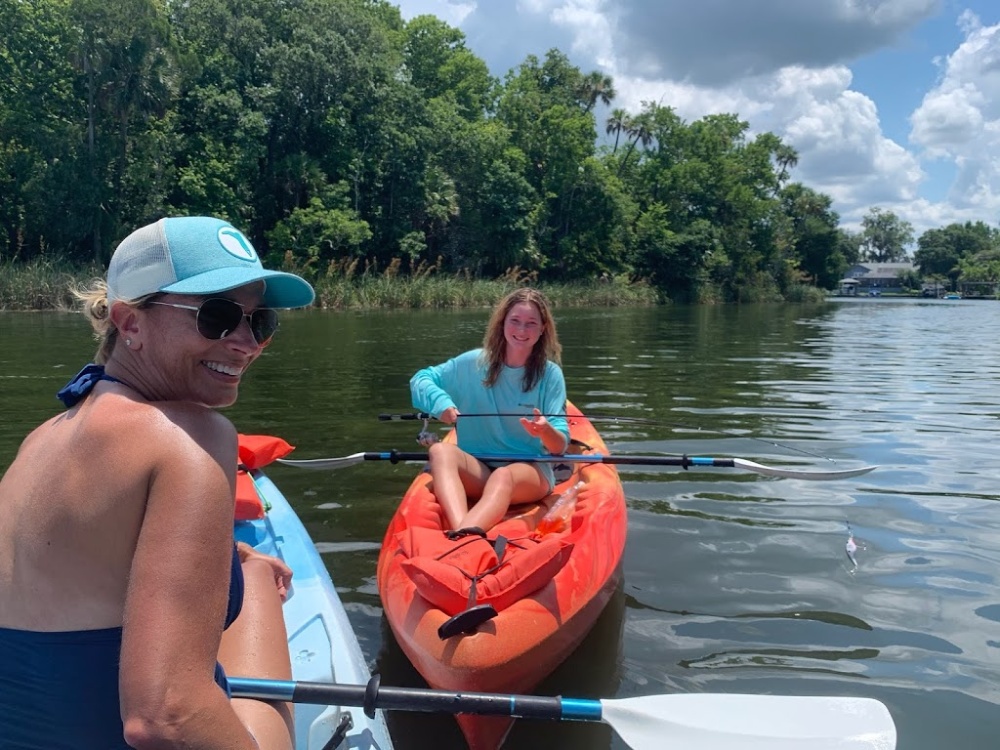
[{"xmin": 218, "ymin": 227, "xmax": 259, "ymax": 262}]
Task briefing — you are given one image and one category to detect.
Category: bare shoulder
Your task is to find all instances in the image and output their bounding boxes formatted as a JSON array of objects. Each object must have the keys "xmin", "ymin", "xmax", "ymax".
[
  {"xmin": 145, "ymin": 401, "xmax": 237, "ymax": 469},
  {"xmin": 104, "ymin": 398, "xmax": 237, "ymax": 473}
]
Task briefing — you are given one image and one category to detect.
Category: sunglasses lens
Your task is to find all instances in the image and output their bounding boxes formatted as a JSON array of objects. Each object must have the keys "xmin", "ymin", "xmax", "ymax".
[
  {"xmin": 250, "ymin": 309, "xmax": 279, "ymax": 344},
  {"xmin": 195, "ymin": 298, "xmax": 278, "ymax": 344},
  {"xmin": 196, "ymin": 299, "xmax": 246, "ymax": 340}
]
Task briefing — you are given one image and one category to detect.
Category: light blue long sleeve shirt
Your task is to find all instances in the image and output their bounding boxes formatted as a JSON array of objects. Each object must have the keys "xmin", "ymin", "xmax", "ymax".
[{"xmin": 410, "ymin": 348, "xmax": 570, "ymax": 489}]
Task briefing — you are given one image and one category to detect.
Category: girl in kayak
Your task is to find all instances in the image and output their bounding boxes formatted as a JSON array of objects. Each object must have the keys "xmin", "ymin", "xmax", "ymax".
[
  {"xmin": 410, "ymin": 288, "xmax": 570, "ymax": 532},
  {"xmin": 0, "ymin": 217, "xmax": 314, "ymax": 749}
]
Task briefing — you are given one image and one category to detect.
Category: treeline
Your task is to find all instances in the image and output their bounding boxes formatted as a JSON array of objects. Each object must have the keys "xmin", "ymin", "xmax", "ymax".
[{"xmin": 1, "ymin": 0, "xmax": 971, "ymax": 303}]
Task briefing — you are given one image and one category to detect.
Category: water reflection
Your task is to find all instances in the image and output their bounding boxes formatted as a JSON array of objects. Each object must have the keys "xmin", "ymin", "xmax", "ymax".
[{"xmin": 4, "ymin": 299, "xmax": 1000, "ymax": 747}]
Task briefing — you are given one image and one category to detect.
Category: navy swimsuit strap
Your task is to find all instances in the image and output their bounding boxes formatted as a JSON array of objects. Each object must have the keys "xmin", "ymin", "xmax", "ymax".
[{"xmin": 56, "ymin": 364, "xmax": 128, "ymax": 408}]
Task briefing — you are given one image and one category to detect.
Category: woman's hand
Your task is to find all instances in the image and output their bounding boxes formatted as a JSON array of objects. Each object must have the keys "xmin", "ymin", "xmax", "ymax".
[
  {"xmin": 521, "ymin": 408, "xmax": 568, "ymax": 454},
  {"xmin": 439, "ymin": 406, "xmax": 461, "ymax": 425},
  {"xmin": 236, "ymin": 542, "xmax": 293, "ymax": 601},
  {"xmin": 520, "ymin": 408, "xmax": 550, "ymax": 438}
]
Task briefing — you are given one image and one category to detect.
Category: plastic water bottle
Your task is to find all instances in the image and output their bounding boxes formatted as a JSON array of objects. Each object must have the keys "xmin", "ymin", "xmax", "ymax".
[{"xmin": 537, "ymin": 481, "xmax": 584, "ymax": 535}]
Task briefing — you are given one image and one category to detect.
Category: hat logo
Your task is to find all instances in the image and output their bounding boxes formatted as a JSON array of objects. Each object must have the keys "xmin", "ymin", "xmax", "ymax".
[{"xmin": 218, "ymin": 227, "xmax": 259, "ymax": 262}]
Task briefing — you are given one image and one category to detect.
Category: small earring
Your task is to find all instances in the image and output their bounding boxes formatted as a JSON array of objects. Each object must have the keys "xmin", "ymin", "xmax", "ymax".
[{"xmin": 125, "ymin": 338, "xmax": 132, "ymax": 347}]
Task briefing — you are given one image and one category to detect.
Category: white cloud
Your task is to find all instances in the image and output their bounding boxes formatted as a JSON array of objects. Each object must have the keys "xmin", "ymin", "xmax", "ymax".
[
  {"xmin": 910, "ymin": 12, "xmax": 1000, "ymax": 218},
  {"xmin": 396, "ymin": 1, "xmax": 1000, "ymax": 238},
  {"xmin": 606, "ymin": 0, "xmax": 938, "ymax": 85},
  {"xmin": 607, "ymin": 64, "xmax": 925, "ymax": 228},
  {"xmin": 910, "ymin": 85, "xmax": 985, "ymax": 155}
]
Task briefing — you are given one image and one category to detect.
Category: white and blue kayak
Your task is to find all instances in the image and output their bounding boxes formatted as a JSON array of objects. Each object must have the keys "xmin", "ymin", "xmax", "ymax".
[{"xmin": 234, "ymin": 468, "xmax": 394, "ymax": 750}]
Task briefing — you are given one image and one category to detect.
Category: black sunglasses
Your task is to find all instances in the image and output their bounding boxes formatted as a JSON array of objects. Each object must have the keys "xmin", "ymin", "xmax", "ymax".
[{"xmin": 147, "ymin": 298, "xmax": 279, "ymax": 345}]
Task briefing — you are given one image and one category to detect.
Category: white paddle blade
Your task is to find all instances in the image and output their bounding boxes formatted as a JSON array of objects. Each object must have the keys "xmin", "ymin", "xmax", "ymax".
[
  {"xmin": 601, "ymin": 694, "xmax": 896, "ymax": 750},
  {"xmin": 276, "ymin": 454, "xmax": 367, "ymax": 470},
  {"xmin": 733, "ymin": 459, "xmax": 878, "ymax": 481}
]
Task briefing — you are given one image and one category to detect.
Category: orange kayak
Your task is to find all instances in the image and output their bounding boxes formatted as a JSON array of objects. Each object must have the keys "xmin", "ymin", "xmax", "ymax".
[{"xmin": 376, "ymin": 402, "xmax": 627, "ymax": 749}]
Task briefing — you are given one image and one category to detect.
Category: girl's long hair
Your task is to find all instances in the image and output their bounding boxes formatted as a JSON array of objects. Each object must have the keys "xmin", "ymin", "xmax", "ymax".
[{"xmin": 481, "ymin": 288, "xmax": 561, "ymax": 391}]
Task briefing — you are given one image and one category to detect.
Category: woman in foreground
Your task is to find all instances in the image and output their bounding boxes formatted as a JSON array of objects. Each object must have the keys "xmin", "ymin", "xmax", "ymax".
[
  {"xmin": 410, "ymin": 288, "xmax": 570, "ymax": 532},
  {"xmin": 0, "ymin": 216, "xmax": 314, "ymax": 749}
]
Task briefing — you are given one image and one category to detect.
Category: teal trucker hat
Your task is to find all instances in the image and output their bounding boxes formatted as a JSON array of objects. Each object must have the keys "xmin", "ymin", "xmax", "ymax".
[{"xmin": 106, "ymin": 216, "xmax": 315, "ymax": 309}]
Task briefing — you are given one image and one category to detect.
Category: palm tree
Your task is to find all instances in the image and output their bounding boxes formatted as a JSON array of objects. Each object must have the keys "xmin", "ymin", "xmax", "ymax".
[
  {"xmin": 618, "ymin": 111, "xmax": 654, "ymax": 175},
  {"xmin": 773, "ymin": 143, "xmax": 799, "ymax": 188},
  {"xmin": 577, "ymin": 70, "xmax": 616, "ymax": 113},
  {"xmin": 605, "ymin": 108, "xmax": 631, "ymax": 154}
]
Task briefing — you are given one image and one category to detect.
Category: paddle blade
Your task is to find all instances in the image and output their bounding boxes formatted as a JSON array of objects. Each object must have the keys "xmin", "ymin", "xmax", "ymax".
[
  {"xmin": 732, "ymin": 459, "xmax": 878, "ymax": 481},
  {"xmin": 600, "ymin": 694, "xmax": 896, "ymax": 750},
  {"xmin": 276, "ymin": 453, "xmax": 367, "ymax": 470}
]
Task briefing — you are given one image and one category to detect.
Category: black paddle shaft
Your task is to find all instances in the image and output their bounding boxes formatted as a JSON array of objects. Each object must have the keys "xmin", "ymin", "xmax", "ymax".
[
  {"xmin": 289, "ymin": 677, "xmax": 566, "ymax": 720},
  {"xmin": 361, "ymin": 450, "xmax": 735, "ymax": 470}
]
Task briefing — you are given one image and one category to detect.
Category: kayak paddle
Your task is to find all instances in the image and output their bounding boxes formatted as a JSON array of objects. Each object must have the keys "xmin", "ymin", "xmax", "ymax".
[
  {"xmin": 228, "ymin": 676, "xmax": 896, "ymax": 749},
  {"xmin": 276, "ymin": 450, "xmax": 877, "ymax": 480},
  {"xmin": 379, "ymin": 411, "xmax": 659, "ymax": 424}
]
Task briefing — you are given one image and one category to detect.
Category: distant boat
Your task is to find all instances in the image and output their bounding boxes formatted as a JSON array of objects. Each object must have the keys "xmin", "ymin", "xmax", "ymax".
[{"xmin": 943, "ymin": 292, "xmax": 962, "ymax": 300}]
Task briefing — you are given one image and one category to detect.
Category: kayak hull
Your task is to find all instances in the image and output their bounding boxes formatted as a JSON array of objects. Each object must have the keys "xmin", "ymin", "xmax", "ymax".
[
  {"xmin": 236, "ymin": 470, "xmax": 394, "ymax": 750},
  {"xmin": 376, "ymin": 403, "xmax": 627, "ymax": 749}
]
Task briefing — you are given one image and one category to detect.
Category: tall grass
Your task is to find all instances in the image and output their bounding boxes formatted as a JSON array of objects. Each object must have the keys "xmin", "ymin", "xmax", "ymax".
[
  {"xmin": 0, "ymin": 254, "xmax": 657, "ymax": 311},
  {"xmin": 299, "ymin": 256, "xmax": 662, "ymax": 309},
  {"xmin": 0, "ymin": 255, "xmax": 838, "ymax": 310},
  {"xmin": 782, "ymin": 284, "xmax": 830, "ymax": 304},
  {"xmin": 0, "ymin": 258, "xmax": 101, "ymax": 311}
]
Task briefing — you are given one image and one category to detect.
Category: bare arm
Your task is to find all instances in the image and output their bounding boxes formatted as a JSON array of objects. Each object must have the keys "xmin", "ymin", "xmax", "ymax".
[{"xmin": 119, "ymin": 408, "xmax": 258, "ymax": 750}]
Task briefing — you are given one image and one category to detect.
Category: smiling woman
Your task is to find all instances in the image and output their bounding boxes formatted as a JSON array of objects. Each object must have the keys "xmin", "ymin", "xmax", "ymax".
[
  {"xmin": 0, "ymin": 216, "xmax": 315, "ymax": 749},
  {"xmin": 408, "ymin": 288, "xmax": 570, "ymax": 533}
]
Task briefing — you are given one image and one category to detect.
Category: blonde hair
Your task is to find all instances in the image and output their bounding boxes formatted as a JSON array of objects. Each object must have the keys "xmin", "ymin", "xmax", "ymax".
[
  {"xmin": 481, "ymin": 288, "xmax": 561, "ymax": 391},
  {"xmin": 71, "ymin": 279, "xmax": 151, "ymax": 365}
]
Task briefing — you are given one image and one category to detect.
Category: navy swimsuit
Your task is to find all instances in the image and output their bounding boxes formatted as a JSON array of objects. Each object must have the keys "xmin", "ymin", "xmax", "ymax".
[{"xmin": 0, "ymin": 365, "xmax": 246, "ymax": 749}]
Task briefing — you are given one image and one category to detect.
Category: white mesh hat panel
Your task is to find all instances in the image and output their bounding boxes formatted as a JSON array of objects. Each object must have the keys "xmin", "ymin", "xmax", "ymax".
[
  {"xmin": 106, "ymin": 220, "xmax": 177, "ymax": 303},
  {"xmin": 103, "ymin": 216, "xmax": 314, "ymax": 308}
]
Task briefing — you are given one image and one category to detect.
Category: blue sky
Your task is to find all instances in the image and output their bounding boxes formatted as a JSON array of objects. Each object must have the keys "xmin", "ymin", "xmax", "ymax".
[{"xmin": 392, "ymin": 1, "xmax": 1000, "ymax": 240}]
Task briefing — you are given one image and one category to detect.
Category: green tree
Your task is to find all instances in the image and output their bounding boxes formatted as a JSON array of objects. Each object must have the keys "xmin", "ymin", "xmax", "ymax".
[
  {"xmin": 403, "ymin": 15, "xmax": 495, "ymax": 120},
  {"xmin": 265, "ymin": 183, "xmax": 372, "ymax": 268},
  {"xmin": 859, "ymin": 207, "xmax": 913, "ymax": 262},
  {"xmin": 605, "ymin": 108, "xmax": 630, "ymax": 154},
  {"xmin": 496, "ymin": 50, "xmax": 607, "ymax": 278},
  {"xmin": 957, "ymin": 249, "xmax": 1000, "ymax": 290},
  {"xmin": 780, "ymin": 184, "xmax": 843, "ymax": 288},
  {"xmin": 576, "ymin": 70, "xmax": 616, "ymax": 113},
  {"xmin": 2, "ymin": 0, "xmax": 176, "ymax": 263},
  {"xmin": 836, "ymin": 228, "xmax": 862, "ymax": 268},
  {"xmin": 914, "ymin": 221, "xmax": 999, "ymax": 288},
  {"xmin": 69, "ymin": 0, "xmax": 175, "ymax": 262},
  {"xmin": 0, "ymin": 0, "xmax": 82, "ymax": 259},
  {"xmin": 617, "ymin": 106, "xmax": 654, "ymax": 176}
]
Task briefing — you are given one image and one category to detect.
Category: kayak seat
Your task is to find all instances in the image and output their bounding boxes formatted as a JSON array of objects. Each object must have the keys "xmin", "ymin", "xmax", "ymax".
[
  {"xmin": 394, "ymin": 526, "xmax": 574, "ymax": 627},
  {"xmin": 436, "ymin": 535, "xmax": 510, "ymax": 639}
]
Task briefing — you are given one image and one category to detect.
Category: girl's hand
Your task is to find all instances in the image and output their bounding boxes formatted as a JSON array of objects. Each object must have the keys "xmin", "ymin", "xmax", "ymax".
[
  {"xmin": 236, "ymin": 542, "xmax": 293, "ymax": 601},
  {"xmin": 520, "ymin": 408, "xmax": 550, "ymax": 438},
  {"xmin": 439, "ymin": 406, "xmax": 460, "ymax": 425}
]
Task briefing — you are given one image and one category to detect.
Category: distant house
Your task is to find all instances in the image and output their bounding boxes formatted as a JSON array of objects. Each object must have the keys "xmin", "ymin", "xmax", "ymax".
[{"xmin": 841, "ymin": 262, "xmax": 915, "ymax": 294}]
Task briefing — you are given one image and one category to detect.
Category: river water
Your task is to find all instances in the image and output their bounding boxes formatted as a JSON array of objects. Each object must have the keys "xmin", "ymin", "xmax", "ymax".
[{"xmin": 2, "ymin": 297, "xmax": 999, "ymax": 748}]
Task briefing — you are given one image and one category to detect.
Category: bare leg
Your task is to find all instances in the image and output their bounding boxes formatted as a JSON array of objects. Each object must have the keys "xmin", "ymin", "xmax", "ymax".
[
  {"xmin": 427, "ymin": 442, "xmax": 491, "ymax": 529},
  {"xmin": 459, "ymin": 463, "xmax": 550, "ymax": 531},
  {"xmin": 218, "ymin": 558, "xmax": 294, "ymax": 750}
]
